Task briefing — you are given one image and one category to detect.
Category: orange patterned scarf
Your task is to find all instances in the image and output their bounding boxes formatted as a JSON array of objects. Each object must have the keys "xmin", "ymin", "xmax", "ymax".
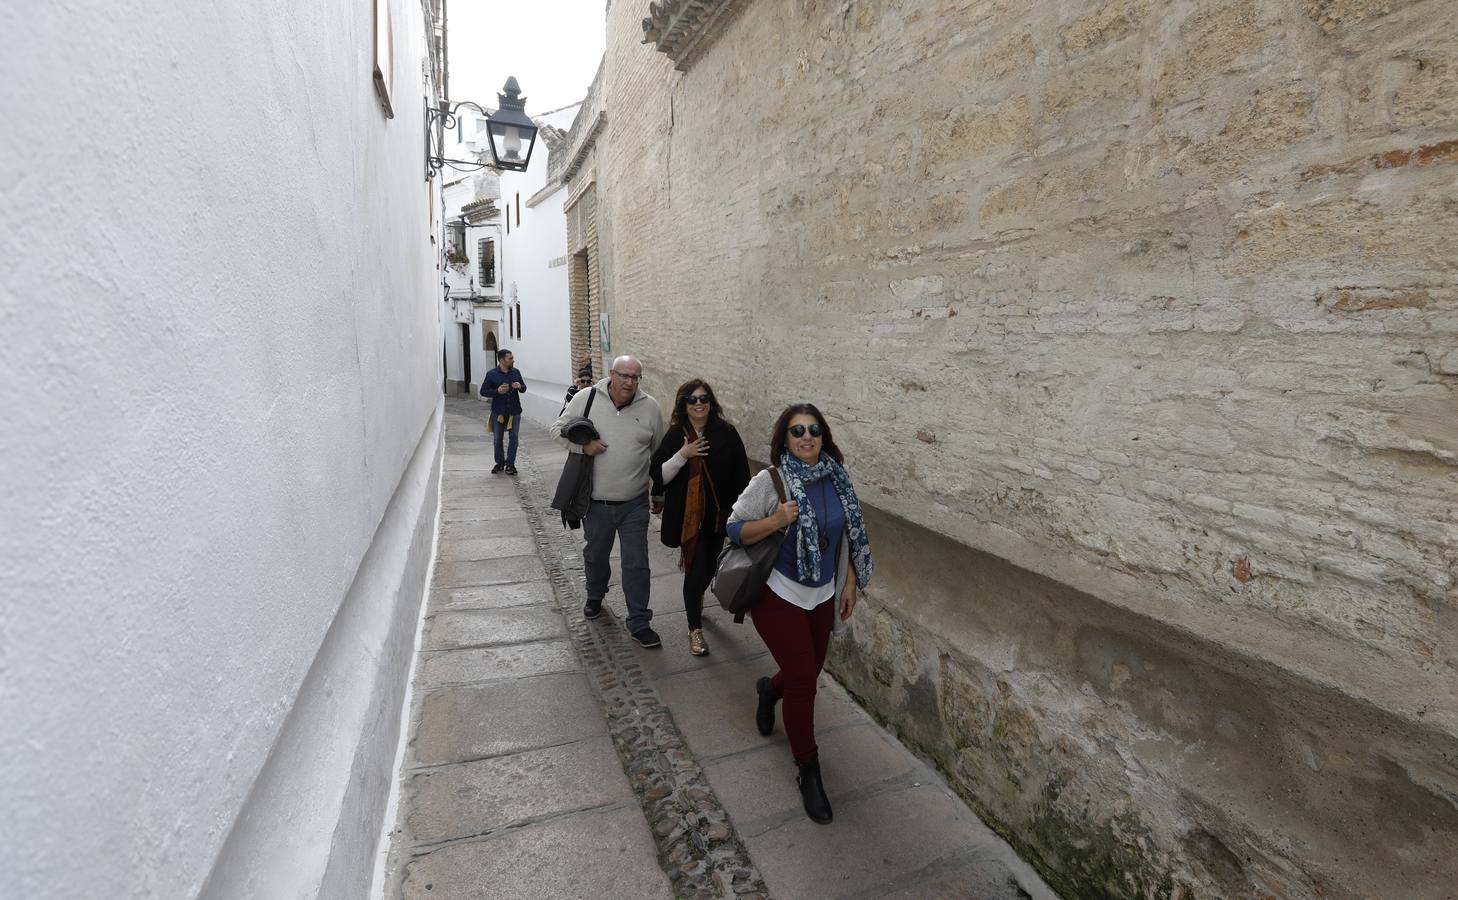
[{"xmin": 679, "ymin": 425, "xmax": 711, "ymax": 570}]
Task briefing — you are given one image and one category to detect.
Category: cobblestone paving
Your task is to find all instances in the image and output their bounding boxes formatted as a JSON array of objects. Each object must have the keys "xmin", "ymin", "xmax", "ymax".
[{"xmin": 510, "ymin": 434, "xmax": 770, "ymax": 900}]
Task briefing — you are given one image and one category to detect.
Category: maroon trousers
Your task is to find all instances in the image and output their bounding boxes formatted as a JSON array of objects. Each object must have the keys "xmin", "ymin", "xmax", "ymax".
[{"xmin": 750, "ymin": 586, "xmax": 835, "ymax": 761}]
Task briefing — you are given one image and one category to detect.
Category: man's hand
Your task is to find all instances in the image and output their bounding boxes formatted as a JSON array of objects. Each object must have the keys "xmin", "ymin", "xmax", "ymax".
[
  {"xmin": 651, "ymin": 498, "xmax": 664, "ymax": 515},
  {"xmin": 512, "ymin": 382, "xmax": 523, "ymax": 390},
  {"xmin": 840, "ymin": 580, "xmax": 858, "ymax": 621},
  {"xmin": 583, "ymin": 439, "xmax": 609, "ymax": 456},
  {"xmin": 497, "ymin": 383, "xmax": 510, "ymax": 395}
]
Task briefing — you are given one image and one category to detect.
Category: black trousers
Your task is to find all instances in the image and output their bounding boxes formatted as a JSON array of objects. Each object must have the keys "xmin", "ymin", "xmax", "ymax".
[{"xmin": 683, "ymin": 528, "xmax": 725, "ymax": 631}]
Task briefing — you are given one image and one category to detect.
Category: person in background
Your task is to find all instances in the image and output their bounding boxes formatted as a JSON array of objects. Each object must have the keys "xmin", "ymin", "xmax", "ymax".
[
  {"xmin": 650, "ymin": 379, "xmax": 750, "ymax": 658},
  {"xmin": 549, "ymin": 356, "xmax": 666, "ymax": 648},
  {"xmin": 561, "ymin": 366, "xmax": 595, "ymax": 415},
  {"xmin": 726, "ymin": 403, "xmax": 873, "ymax": 825},
  {"xmin": 481, "ymin": 348, "xmax": 526, "ymax": 476}
]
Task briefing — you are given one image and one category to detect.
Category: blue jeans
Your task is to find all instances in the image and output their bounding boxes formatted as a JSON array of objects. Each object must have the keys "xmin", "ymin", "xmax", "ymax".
[
  {"xmin": 492, "ymin": 414, "xmax": 520, "ymax": 466},
  {"xmin": 582, "ymin": 493, "xmax": 652, "ymax": 634}
]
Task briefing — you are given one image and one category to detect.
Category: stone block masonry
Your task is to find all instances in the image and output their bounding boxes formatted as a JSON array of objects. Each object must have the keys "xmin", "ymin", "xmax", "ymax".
[{"xmin": 586, "ymin": 0, "xmax": 1458, "ymax": 896}]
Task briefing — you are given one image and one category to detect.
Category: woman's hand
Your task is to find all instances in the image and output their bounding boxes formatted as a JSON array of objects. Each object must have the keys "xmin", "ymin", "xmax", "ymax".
[
  {"xmin": 679, "ymin": 437, "xmax": 710, "ymax": 459},
  {"xmin": 737, "ymin": 500, "xmax": 799, "ymax": 545},
  {"xmin": 840, "ymin": 580, "xmax": 858, "ymax": 621}
]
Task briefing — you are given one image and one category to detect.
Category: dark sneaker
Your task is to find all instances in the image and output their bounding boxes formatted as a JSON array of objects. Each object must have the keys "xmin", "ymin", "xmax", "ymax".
[
  {"xmin": 631, "ymin": 627, "xmax": 662, "ymax": 649},
  {"xmin": 505, "ymin": 464, "xmax": 518, "ymax": 475},
  {"xmin": 491, "ymin": 463, "xmax": 504, "ymax": 474},
  {"xmin": 583, "ymin": 597, "xmax": 604, "ymax": 619}
]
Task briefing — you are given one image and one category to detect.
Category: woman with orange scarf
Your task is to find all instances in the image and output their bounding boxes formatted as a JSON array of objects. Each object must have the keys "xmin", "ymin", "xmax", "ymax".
[{"xmin": 650, "ymin": 379, "xmax": 751, "ymax": 657}]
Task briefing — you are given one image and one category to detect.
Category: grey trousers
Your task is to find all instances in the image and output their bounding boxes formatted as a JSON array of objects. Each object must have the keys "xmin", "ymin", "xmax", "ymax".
[{"xmin": 582, "ymin": 492, "xmax": 653, "ymax": 634}]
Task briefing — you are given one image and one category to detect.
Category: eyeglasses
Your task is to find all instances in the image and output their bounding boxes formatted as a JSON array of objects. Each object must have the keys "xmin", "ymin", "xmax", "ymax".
[
  {"xmin": 788, "ymin": 423, "xmax": 823, "ymax": 438},
  {"xmin": 685, "ymin": 394, "xmax": 710, "ymax": 405},
  {"xmin": 611, "ymin": 370, "xmax": 642, "ymax": 382}
]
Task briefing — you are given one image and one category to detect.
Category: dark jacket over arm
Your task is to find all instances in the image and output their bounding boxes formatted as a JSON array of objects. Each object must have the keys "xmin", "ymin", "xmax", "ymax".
[
  {"xmin": 550, "ymin": 415, "xmax": 600, "ymax": 528},
  {"xmin": 650, "ymin": 419, "xmax": 751, "ymax": 548}
]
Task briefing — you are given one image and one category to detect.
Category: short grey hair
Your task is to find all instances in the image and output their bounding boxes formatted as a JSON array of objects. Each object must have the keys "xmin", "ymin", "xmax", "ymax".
[{"xmin": 611, "ymin": 355, "xmax": 641, "ymax": 372}]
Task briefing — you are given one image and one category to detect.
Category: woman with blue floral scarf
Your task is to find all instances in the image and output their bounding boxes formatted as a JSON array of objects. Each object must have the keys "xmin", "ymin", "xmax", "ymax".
[{"xmin": 726, "ymin": 403, "xmax": 874, "ymax": 825}]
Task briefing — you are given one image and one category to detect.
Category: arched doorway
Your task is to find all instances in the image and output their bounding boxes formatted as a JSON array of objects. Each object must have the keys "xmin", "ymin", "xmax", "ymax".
[
  {"xmin": 482, "ymin": 328, "xmax": 498, "ymax": 398},
  {"xmin": 459, "ymin": 323, "xmax": 471, "ymax": 395}
]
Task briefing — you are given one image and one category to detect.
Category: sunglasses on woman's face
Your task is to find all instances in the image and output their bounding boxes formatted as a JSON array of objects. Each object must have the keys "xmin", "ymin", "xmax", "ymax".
[
  {"xmin": 788, "ymin": 423, "xmax": 823, "ymax": 438},
  {"xmin": 685, "ymin": 394, "xmax": 711, "ymax": 405}
]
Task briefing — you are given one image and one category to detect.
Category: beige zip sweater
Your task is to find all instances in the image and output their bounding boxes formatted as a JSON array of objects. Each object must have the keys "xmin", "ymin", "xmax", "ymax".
[{"xmin": 549, "ymin": 379, "xmax": 664, "ymax": 501}]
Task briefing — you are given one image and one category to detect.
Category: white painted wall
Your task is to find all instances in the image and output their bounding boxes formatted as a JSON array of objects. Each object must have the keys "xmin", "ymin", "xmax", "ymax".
[
  {"xmin": 500, "ymin": 105, "xmax": 581, "ymax": 421},
  {"xmin": 0, "ymin": 1, "xmax": 442, "ymax": 897},
  {"xmin": 440, "ymin": 148, "xmax": 505, "ymax": 396}
]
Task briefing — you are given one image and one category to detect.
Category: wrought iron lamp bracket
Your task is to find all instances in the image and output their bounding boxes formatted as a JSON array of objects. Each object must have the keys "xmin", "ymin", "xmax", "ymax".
[{"xmin": 425, "ymin": 100, "xmax": 495, "ymax": 181}]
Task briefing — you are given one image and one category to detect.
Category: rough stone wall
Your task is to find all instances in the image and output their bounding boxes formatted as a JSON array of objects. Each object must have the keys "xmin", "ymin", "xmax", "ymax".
[{"xmin": 593, "ymin": 0, "xmax": 1457, "ymax": 897}]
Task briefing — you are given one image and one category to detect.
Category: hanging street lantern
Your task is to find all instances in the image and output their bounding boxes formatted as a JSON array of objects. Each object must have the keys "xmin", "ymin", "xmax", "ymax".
[
  {"xmin": 484, "ymin": 78, "xmax": 538, "ymax": 173},
  {"xmin": 424, "ymin": 77, "xmax": 540, "ymax": 180}
]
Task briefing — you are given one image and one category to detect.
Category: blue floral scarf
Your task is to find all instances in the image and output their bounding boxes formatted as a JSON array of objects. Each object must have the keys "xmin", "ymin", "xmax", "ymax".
[{"xmin": 778, "ymin": 451, "xmax": 873, "ymax": 589}]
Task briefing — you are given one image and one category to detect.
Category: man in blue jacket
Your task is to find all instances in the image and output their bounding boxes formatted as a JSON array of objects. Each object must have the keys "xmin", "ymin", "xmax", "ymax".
[{"xmin": 480, "ymin": 348, "xmax": 527, "ymax": 475}]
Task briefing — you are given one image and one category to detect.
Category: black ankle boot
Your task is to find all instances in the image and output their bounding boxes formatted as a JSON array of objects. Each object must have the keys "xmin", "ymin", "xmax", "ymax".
[
  {"xmin": 795, "ymin": 757, "xmax": 833, "ymax": 824},
  {"xmin": 755, "ymin": 676, "xmax": 779, "ymax": 736}
]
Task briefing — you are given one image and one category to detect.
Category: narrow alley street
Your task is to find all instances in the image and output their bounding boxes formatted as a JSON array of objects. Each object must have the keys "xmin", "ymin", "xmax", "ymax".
[{"xmin": 377, "ymin": 399, "xmax": 1057, "ymax": 899}]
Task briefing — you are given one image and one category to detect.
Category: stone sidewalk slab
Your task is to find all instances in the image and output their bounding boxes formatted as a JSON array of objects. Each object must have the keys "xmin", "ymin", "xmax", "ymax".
[
  {"xmin": 423, "ymin": 607, "xmax": 567, "ymax": 650},
  {"xmin": 438, "ymin": 505, "xmax": 527, "ymax": 524},
  {"xmin": 431, "ymin": 581, "xmax": 555, "ymax": 611},
  {"xmin": 412, "ymin": 672, "xmax": 603, "ymax": 766},
  {"xmin": 401, "ymin": 804, "xmax": 674, "ymax": 900},
  {"xmin": 432, "ymin": 555, "xmax": 546, "ymax": 589},
  {"xmin": 418, "ymin": 640, "xmax": 579, "ymax": 688},
  {"xmin": 438, "ymin": 518, "xmax": 528, "ymax": 540},
  {"xmin": 701, "ymin": 723, "xmax": 920, "ymax": 836},
  {"xmin": 656, "ymin": 659, "xmax": 863, "ymax": 763},
  {"xmin": 405, "ymin": 734, "xmax": 630, "ymax": 845},
  {"xmin": 747, "ymin": 783, "xmax": 1018, "ymax": 900},
  {"xmin": 874, "ymin": 850, "xmax": 1034, "ymax": 900},
  {"xmin": 435, "ymin": 534, "xmax": 538, "ymax": 561}
]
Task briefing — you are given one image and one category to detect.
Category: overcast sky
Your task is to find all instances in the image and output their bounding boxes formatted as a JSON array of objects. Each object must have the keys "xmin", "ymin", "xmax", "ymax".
[{"xmin": 446, "ymin": 0, "xmax": 606, "ymax": 117}]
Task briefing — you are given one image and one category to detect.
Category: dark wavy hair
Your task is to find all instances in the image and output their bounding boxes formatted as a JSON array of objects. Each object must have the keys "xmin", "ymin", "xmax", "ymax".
[
  {"xmin": 770, "ymin": 403, "xmax": 843, "ymax": 465},
  {"xmin": 669, "ymin": 379, "xmax": 729, "ymax": 432}
]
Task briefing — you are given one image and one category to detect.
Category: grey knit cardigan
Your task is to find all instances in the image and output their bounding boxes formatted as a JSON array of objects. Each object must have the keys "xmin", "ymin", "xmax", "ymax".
[{"xmin": 726, "ymin": 467, "xmax": 851, "ymax": 635}]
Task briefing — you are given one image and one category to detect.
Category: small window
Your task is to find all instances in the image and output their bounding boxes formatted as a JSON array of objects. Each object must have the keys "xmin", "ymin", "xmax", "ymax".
[{"xmin": 478, "ymin": 238, "xmax": 495, "ymax": 287}]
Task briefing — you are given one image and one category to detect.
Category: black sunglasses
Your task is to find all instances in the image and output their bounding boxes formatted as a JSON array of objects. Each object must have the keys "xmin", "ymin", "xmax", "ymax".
[
  {"xmin": 788, "ymin": 423, "xmax": 823, "ymax": 438},
  {"xmin": 685, "ymin": 394, "xmax": 711, "ymax": 405}
]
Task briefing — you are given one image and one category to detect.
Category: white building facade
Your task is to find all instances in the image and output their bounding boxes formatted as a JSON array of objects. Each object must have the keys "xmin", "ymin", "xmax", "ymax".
[
  {"xmin": 1, "ymin": 1, "xmax": 446, "ymax": 897},
  {"xmin": 498, "ymin": 104, "xmax": 582, "ymax": 422},
  {"xmin": 439, "ymin": 111, "xmax": 509, "ymax": 397}
]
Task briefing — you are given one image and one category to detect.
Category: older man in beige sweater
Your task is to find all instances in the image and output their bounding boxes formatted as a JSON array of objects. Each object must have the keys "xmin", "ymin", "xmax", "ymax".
[{"xmin": 550, "ymin": 355, "xmax": 665, "ymax": 647}]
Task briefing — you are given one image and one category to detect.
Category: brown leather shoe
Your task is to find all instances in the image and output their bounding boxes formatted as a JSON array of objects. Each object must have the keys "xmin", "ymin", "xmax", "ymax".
[{"xmin": 688, "ymin": 628, "xmax": 709, "ymax": 657}]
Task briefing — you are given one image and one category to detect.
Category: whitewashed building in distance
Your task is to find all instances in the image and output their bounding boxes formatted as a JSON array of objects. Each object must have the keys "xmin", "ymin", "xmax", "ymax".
[
  {"xmin": 439, "ymin": 110, "xmax": 505, "ymax": 396},
  {"xmin": 497, "ymin": 103, "xmax": 583, "ymax": 422}
]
